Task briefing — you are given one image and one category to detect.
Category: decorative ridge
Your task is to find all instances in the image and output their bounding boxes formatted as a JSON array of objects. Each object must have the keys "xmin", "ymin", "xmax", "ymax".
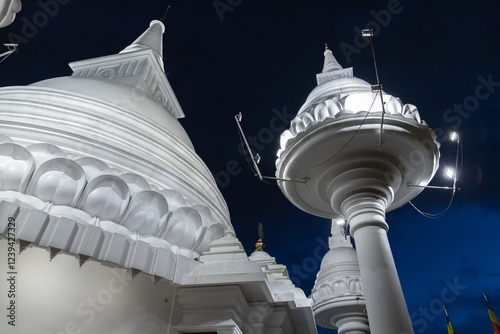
[
  {"xmin": 0, "ymin": 200, "xmax": 200, "ymax": 283},
  {"xmin": 0, "ymin": 135, "xmax": 226, "ymax": 259},
  {"xmin": 316, "ymin": 47, "xmax": 352, "ymax": 85},
  {"xmin": 276, "ymin": 93, "xmax": 425, "ymax": 163},
  {"xmin": 322, "ymin": 47, "xmax": 343, "ymax": 74}
]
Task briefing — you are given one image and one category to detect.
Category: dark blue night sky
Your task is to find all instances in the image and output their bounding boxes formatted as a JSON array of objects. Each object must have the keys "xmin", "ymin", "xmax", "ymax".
[{"xmin": 1, "ymin": 1, "xmax": 499, "ymax": 333}]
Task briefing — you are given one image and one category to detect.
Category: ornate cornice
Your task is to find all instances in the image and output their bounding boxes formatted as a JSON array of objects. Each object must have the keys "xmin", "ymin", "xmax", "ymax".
[
  {"xmin": 0, "ymin": 135, "xmax": 225, "ymax": 260},
  {"xmin": 277, "ymin": 93, "xmax": 425, "ymax": 160}
]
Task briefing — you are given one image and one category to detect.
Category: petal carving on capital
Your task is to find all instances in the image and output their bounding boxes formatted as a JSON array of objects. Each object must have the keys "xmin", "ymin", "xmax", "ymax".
[
  {"xmin": 160, "ymin": 189, "xmax": 187, "ymax": 212},
  {"xmin": 0, "ymin": 143, "xmax": 35, "ymax": 193},
  {"xmin": 27, "ymin": 158, "xmax": 86, "ymax": 206},
  {"xmin": 290, "ymin": 118, "xmax": 305, "ymax": 136},
  {"xmin": 77, "ymin": 175, "xmax": 130, "ymax": 221},
  {"xmin": 402, "ymin": 104, "xmax": 422, "ymax": 123},
  {"xmin": 279, "ymin": 130, "xmax": 294, "ymax": 150},
  {"xmin": 317, "ymin": 284, "xmax": 334, "ymax": 301},
  {"xmin": 160, "ymin": 207, "xmax": 202, "ymax": 250},
  {"xmin": 76, "ymin": 157, "xmax": 112, "ymax": 182},
  {"xmin": 194, "ymin": 223, "xmax": 224, "ymax": 253},
  {"xmin": 300, "ymin": 112, "xmax": 315, "ymax": 128},
  {"xmin": 332, "ymin": 279, "xmax": 348, "ymax": 293},
  {"xmin": 120, "ymin": 173, "xmax": 150, "ymax": 197},
  {"xmin": 385, "ymin": 95, "xmax": 404, "ymax": 115},
  {"xmin": 192, "ymin": 204, "xmax": 212, "ymax": 225},
  {"xmin": 119, "ymin": 190, "xmax": 169, "ymax": 236},
  {"xmin": 27, "ymin": 143, "xmax": 66, "ymax": 170},
  {"xmin": 313, "ymin": 102, "xmax": 329, "ymax": 122},
  {"xmin": 348, "ymin": 277, "xmax": 363, "ymax": 293},
  {"xmin": 325, "ymin": 98, "xmax": 342, "ymax": 117},
  {"xmin": 312, "ymin": 275, "xmax": 364, "ymax": 305},
  {"xmin": 0, "ymin": 134, "xmax": 14, "ymax": 143}
]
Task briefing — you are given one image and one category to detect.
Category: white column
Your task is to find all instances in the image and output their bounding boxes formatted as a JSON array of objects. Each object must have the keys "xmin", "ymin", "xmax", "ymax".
[{"xmin": 343, "ymin": 193, "xmax": 414, "ymax": 334}]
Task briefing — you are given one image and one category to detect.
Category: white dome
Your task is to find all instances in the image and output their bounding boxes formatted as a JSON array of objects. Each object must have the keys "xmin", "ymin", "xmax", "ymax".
[
  {"xmin": 0, "ymin": 20, "xmax": 232, "ymax": 273},
  {"xmin": 319, "ymin": 247, "xmax": 358, "ymax": 269},
  {"xmin": 31, "ymin": 76, "xmax": 194, "ymax": 148},
  {"xmin": 311, "ymin": 222, "xmax": 367, "ymax": 331}
]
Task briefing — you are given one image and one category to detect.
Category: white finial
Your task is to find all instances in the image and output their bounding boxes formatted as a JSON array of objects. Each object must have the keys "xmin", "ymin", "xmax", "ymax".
[
  {"xmin": 119, "ymin": 20, "xmax": 165, "ymax": 60},
  {"xmin": 322, "ymin": 46, "xmax": 343, "ymax": 73},
  {"xmin": 329, "ymin": 219, "xmax": 352, "ymax": 249}
]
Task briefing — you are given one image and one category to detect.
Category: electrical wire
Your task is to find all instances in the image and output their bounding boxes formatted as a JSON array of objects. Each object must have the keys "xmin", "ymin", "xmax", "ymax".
[
  {"xmin": 409, "ymin": 136, "xmax": 462, "ymax": 219},
  {"xmin": 237, "ymin": 124, "xmax": 257, "ymax": 174},
  {"xmin": 408, "ymin": 190, "xmax": 455, "ymax": 219},
  {"xmin": 366, "ymin": 33, "xmax": 386, "ymax": 150},
  {"xmin": 0, "ymin": 51, "xmax": 14, "ymax": 64}
]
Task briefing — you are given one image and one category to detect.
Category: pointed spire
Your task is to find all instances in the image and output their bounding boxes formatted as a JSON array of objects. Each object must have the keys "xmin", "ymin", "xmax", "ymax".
[
  {"xmin": 120, "ymin": 20, "xmax": 165, "ymax": 59},
  {"xmin": 316, "ymin": 44, "xmax": 353, "ymax": 85},
  {"xmin": 322, "ymin": 44, "xmax": 343, "ymax": 73},
  {"xmin": 69, "ymin": 20, "xmax": 185, "ymax": 119},
  {"xmin": 329, "ymin": 219, "xmax": 353, "ymax": 249}
]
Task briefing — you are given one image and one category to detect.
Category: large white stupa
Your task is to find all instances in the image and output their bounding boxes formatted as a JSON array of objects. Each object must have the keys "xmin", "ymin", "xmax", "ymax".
[
  {"xmin": 0, "ymin": 0, "xmax": 21, "ymax": 28},
  {"xmin": 0, "ymin": 20, "xmax": 317, "ymax": 334}
]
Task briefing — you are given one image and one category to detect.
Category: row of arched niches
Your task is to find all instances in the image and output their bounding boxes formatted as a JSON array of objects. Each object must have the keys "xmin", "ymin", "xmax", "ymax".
[{"xmin": 0, "ymin": 134, "xmax": 225, "ymax": 261}]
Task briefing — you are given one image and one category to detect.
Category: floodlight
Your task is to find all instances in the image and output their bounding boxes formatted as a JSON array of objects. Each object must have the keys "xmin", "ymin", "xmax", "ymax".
[
  {"xmin": 362, "ymin": 29, "xmax": 373, "ymax": 37},
  {"xmin": 4, "ymin": 43, "xmax": 17, "ymax": 52},
  {"xmin": 445, "ymin": 168, "xmax": 455, "ymax": 179}
]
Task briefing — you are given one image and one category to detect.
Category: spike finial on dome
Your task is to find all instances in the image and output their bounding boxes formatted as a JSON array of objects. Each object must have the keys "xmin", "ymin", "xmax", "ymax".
[
  {"xmin": 329, "ymin": 219, "xmax": 353, "ymax": 249},
  {"xmin": 69, "ymin": 19, "xmax": 185, "ymax": 118},
  {"xmin": 322, "ymin": 46, "xmax": 343, "ymax": 73},
  {"xmin": 120, "ymin": 20, "xmax": 165, "ymax": 61},
  {"xmin": 316, "ymin": 45, "xmax": 354, "ymax": 85}
]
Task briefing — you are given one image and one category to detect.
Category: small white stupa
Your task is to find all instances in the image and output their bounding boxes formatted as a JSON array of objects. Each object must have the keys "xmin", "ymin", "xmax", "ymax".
[
  {"xmin": 275, "ymin": 45, "xmax": 440, "ymax": 333},
  {"xmin": 311, "ymin": 220, "xmax": 368, "ymax": 333}
]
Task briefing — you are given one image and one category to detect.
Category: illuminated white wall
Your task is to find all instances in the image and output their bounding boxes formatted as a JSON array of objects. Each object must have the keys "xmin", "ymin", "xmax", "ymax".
[{"xmin": 0, "ymin": 239, "xmax": 179, "ymax": 334}]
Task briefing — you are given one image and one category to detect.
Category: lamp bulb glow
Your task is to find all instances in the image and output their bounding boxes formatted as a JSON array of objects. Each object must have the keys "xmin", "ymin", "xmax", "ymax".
[
  {"xmin": 445, "ymin": 168, "xmax": 455, "ymax": 179},
  {"xmin": 336, "ymin": 219, "xmax": 345, "ymax": 225},
  {"xmin": 450, "ymin": 132, "xmax": 458, "ymax": 141}
]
